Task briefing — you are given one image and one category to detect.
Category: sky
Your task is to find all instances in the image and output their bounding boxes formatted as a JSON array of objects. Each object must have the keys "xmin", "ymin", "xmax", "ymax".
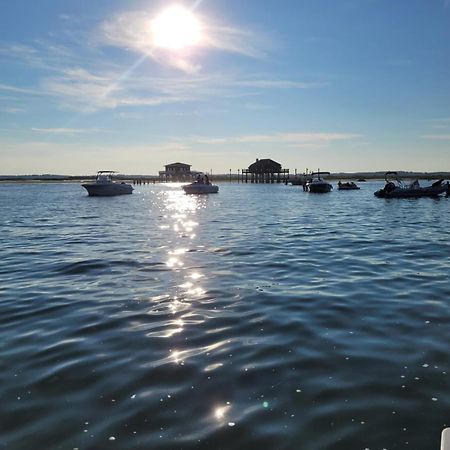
[{"xmin": 0, "ymin": 0, "xmax": 450, "ymax": 175}]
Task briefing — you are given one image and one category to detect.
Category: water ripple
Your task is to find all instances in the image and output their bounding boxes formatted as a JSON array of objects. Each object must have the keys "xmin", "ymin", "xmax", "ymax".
[{"xmin": 0, "ymin": 182, "xmax": 449, "ymax": 450}]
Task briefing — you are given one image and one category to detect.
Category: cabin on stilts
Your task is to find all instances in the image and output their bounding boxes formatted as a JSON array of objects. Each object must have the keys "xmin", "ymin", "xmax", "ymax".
[
  {"xmin": 159, "ymin": 162, "xmax": 201, "ymax": 182},
  {"xmin": 241, "ymin": 158, "xmax": 289, "ymax": 183}
]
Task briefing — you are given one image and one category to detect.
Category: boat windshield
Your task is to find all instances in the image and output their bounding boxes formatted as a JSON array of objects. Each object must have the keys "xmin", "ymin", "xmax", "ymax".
[
  {"xmin": 310, "ymin": 171, "xmax": 330, "ymax": 181},
  {"xmin": 384, "ymin": 172, "xmax": 403, "ymax": 187},
  {"xmin": 96, "ymin": 171, "xmax": 116, "ymax": 182}
]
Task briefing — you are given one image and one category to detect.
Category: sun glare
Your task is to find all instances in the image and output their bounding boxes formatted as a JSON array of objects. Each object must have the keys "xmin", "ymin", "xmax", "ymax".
[{"xmin": 151, "ymin": 5, "xmax": 202, "ymax": 50}]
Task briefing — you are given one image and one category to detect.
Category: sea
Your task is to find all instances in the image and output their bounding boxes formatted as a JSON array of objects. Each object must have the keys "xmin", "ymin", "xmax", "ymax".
[{"xmin": 1, "ymin": 181, "xmax": 449, "ymax": 450}]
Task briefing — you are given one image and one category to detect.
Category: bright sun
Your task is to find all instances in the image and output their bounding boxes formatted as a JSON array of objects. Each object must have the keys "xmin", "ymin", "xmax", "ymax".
[{"xmin": 151, "ymin": 5, "xmax": 202, "ymax": 50}]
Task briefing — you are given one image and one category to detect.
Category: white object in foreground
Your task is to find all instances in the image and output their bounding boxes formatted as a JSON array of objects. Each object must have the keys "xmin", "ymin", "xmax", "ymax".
[
  {"xmin": 182, "ymin": 182, "xmax": 219, "ymax": 194},
  {"xmin": 82, "ymin": 171, "xmax": 133, "ymax": 196},
  {"xmin": 442, "ymin": 428, "xmax": 450, "ymax": 450}
]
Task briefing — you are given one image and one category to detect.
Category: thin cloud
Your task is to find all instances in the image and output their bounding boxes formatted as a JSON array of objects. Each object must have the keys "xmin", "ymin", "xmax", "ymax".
[
  {"xmin": 40, "ymin": 67, "xmax": 191, "ymax": 112},
  {"xmin": 0, "ymin": 43, "xmax": 39, "ymax": 63},
  {"xmin": 425, "ymin": 117, "xmax": 450, "ymax": 130},
  {"xmin": 31, "ymin": 127, "xmax": 107, "ymax": 135},
  {"xmin": 422, "ymin": 134, "xmax": 450, "ymax": 141},
  {"xmin": 0, "ymin": 83, "xmax": 41, "ymax": 95},
  {"xmin": 98, "ymin": 9, "xmax": 266, "ymax": 73},
  {"xmin": 0, "ymin": 107, "xmax": 25, "ymax": 114},
  {"xmin": 0, "ymin": 41, "xmax": 77, "ymax": 71},
  {"xmin": 191, "ymin": 132, "xmax": 361, "ymax": 146},
  {"xmin": 203, "ymin": 24, "xmax": 266, "ymax": 59},
  {"xmin": 233, "ymin": 80, "xmax": 326, "ymax": 89},
  {"xmin": 0, "ymin": 17, "xmax": 323, "ymax": 113},
  {"xmin": 36, "ymin": 66, "xmax": 321, "ymax": 112},
  {"xmin": 0, "ymin": 15, "xmax": 322, "ymax": 112}
]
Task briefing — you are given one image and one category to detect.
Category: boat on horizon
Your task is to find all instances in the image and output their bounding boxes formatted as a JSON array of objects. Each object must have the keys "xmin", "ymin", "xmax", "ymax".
[
  {"xmin": 374, "ymin": 172, "xmax": 448, "ymax": 198},
  {"xmin": 307, "ymin": 172, "xmax": 333, "ymax": 193},
  {"xmin": 82, "ymin": 171, "xmax": 133, "ymax": 196}
]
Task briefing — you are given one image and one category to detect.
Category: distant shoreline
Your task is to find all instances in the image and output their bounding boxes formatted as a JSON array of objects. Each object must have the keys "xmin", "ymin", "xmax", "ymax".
[{"xmin": 1, "ymin": 172, "xmax": 449, "ymax": 183}]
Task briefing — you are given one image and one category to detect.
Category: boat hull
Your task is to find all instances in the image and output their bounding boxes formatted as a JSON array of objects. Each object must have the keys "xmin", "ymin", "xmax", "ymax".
[
  {"xmin": 182, "ymin": 184, "xmax": 219, "ymax": 194},
  {"xmin": 338, "ymin": 183, "xmax": 360, "ymax": 190},
  {"xmin": 374, "ymin": 185, "xmax": 446, "ymax": 198},
  {"xmin": 308, "ymin": 183, "xmax": 332, "ymax": 193},
  {"xmin": 82, "ymin": 183, "xmax": 133, "ymax": 196}
]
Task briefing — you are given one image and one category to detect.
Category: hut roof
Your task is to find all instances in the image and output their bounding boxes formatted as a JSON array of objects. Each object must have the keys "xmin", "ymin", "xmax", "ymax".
[
  {"xmin": 248, "ymin": 158, "xmax": 282, "ymax": 173},
  {"xmin": 165, "ymin": 162, "xmax": 191, "ymax": 169}
]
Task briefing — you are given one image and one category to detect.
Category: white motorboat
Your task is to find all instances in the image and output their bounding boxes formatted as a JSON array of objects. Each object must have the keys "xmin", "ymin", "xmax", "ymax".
[
  {"xmin": 82, "ymin": 171, "xmax": 133, "ymax": 196},
  {"xmin": 307, "ymin": 172, "xmax": 333, "ymax": 193},
  {"xmin": 182, "ymin": 181, "xmax": 219, "ymax": 194}
]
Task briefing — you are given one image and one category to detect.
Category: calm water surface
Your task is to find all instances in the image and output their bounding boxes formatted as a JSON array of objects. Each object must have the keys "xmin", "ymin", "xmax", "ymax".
[{"xmin": 1, "ymin": 181, "xmax": 449, "ymax": 450}]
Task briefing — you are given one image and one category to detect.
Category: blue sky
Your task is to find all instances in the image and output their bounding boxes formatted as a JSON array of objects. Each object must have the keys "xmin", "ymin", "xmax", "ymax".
[{"xmin": 1, "ymin": 0, "xmax": 449, "ymax": 175}]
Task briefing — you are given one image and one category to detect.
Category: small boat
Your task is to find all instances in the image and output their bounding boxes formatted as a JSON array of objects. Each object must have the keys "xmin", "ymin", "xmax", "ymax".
[
  {"xmin": 338, "ymin": 181, "xmax": 360, "ymax": 190},
  {"xmin": 307, "ymin": 172, "xmax": 333, "ymax": 193},
  {"xmin": 82, "ymin": 171, "xmax": 133, "ymax": 196},
  {"xmin": 182, "ymin": 181, "xmax": 219, "ymax": 194},
  {"xmin": 357, "ymin": 178, "xmax": 367, "ymax": 182},
  {"xmin": 374, "ymin": 172, "xmax": 447, "ymax": 198}
]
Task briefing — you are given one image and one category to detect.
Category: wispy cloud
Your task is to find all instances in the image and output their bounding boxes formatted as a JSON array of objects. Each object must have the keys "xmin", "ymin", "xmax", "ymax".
[
  {"xmin": 98, "ymin": 9, "xmax": 267, "ymax": 73},
  {"xmin": 425, "ymin": 117, "xmax": 450, "ymax": 130},
  {"xmin": 116, "ymin": 111, "xmax": 143, "ymax": 120},
  {"xmin": 0, "ymin": 83, "xmax": 41, "ymax": 95},
  {"xmin": 0, "ymin": 8, "xmax": 321, "ymax": 113},
  {"xmin": 0, "ymin": 41, "xmax": 77, "ymax": 71},
  {"xmin": 203, "ymin": 24, "xmax": 267, "ymax": 59},
  {"xmin": 186, "ymin": 132, "xmax": 361, "ymax": 147},
  {"xmin": 232, "ymin": 80, "xmax": 326, "ymax": 89},
  {"xmin": 1, "ymin": 60, "xmax": 318, "ymax": 112},
  {"xmin": 0, "ymin": 43, "xmax": 39, "ymax": 64},
  {"xmin": 0, "ymin": 107, "xmax": 25, "ymax": 114},
  {"xmin": 39, "ymin": 67, "xmax": 191, "ymax": 112},
  {"xmin": 422, "ymin": 134, "xmax": 450, "ymax": 141},
  {"xmin": 31, "ymin": 127, "xmax": 107, "ymax": 135},
  {"xmin": 37, "ymin": 67, "xmax": 320, "ymax": 112}
]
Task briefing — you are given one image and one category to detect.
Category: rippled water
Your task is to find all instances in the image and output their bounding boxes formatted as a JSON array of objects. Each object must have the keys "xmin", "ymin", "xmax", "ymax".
[{"xmin": 1, "ymin": 181, "xmax": 449, "ymax": 450}]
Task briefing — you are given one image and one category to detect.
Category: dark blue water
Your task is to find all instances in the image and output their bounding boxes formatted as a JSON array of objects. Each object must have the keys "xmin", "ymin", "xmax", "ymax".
[{"xmin": 1, "ymin": 181, "xmax": 449, "ymax": 450}]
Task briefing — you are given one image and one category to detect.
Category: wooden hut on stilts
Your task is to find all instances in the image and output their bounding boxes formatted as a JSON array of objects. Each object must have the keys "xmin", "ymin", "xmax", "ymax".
[{"xmin": 241, "ymin": 159, "xmax": 289, "ymax": 184}]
